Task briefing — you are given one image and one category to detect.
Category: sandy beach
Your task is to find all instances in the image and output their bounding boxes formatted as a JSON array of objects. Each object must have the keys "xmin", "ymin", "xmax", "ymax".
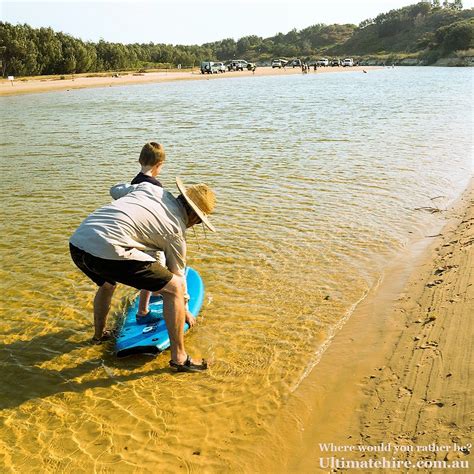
[
  {"xmin": 0, "ymin": 66, "xmax": 379, "ymax": 97},
  {"xmin": 261, "ymin": 180, "xmax": 473, "ymax": 472}
]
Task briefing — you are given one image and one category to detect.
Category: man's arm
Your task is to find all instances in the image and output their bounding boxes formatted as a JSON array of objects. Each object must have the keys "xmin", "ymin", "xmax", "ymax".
[
  {"xmin": 163, "ymin": 235, "xmax": 190, "ymax": 304},
  {"xmin": 110, "ymin": 183, "xmax": 138, "ymax": 200}
]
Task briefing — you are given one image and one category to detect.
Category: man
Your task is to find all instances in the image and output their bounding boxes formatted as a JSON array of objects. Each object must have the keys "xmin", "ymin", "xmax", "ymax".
[{"xmin": 69, "ymin": 177, "xmax": 216, "ymax": 373}]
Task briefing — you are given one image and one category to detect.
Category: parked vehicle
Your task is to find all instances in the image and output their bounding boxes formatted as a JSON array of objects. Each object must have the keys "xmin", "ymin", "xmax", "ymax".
[
  {"xmin": 246, "ymin": 62, "xmax": 256, "ymax": 71},
  {"xmin": 227, "ymin": 60, "xmax": 248, "ymax": 71},
  {"xmin": 316, "ymin": 58, "xmax": 329, "ymax": 67},
  {"xmin": 214, "ymin": 62, "xmax": 226, "ymax": 73},
  {"xmin": 200, "ymin": 61, "xmax": 219, "ymax": 74},
  {"xmin": 331, "ymin": 58, "xmax": 340, "ymax": 67},
  {"xmin": 343, "ymin": 58, "xmax": 354, "ymax": 67},
  {"xmin": 290, "ymin": 59, "xmax": 302, "ymax": 68},
  {"xmin": 271, "ymin": 58, "xmax": 288, "ymax": 68}
]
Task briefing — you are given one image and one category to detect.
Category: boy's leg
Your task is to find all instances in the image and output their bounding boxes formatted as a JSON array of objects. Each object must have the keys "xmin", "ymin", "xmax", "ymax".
[
  {"xmin": 136, "ymin": 252, "xmax": 166, "ymax": 320},
  {"xmin": 137, "ymin": 289, "xmax": 152, "ymax": 316}
]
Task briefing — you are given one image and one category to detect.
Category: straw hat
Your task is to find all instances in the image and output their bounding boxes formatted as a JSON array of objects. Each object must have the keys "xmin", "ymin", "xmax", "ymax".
[{"xmin": 176, "ymin": 177, "xmax": 216, "ymax": 232}]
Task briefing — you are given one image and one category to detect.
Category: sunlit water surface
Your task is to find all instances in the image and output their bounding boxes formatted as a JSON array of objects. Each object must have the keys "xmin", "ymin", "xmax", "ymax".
[{"xmin": 0, "ymin": 67, "xmax": 472, "ymax": 472}]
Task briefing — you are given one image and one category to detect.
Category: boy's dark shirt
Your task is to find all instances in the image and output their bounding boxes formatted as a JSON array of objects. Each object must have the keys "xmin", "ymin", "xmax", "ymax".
[{"xmin": 131, "ymin": 172, "xmax": 163, "ymax": 187}]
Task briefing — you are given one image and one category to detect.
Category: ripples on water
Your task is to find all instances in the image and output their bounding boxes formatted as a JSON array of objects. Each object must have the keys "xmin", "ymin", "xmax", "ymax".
[{"xmin": 0, "ymin": 67, "xmax": 472, "ymax": 471}]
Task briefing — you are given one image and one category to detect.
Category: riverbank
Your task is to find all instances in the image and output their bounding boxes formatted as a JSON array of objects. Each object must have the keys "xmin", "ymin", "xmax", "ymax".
[
  {"xmin": 0, "ymin": 66, "xmax": 379, "ymax": 97},
  {"xmin": 361, "ymin": 55, "xmax": 474, "ymax": 67},
  {"xmin": 258, "ymin": 180, "xmax": 473, "ymax": 473}
]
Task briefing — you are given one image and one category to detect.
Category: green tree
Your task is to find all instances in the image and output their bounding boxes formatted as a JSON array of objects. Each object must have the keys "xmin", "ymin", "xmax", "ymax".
[
  {"xmin": 440, "ymin": 17, "xmax": 474, "ymax": 52},
  {"xmin": 236, "ymin": 37, "xmax": 250, "ymax": 55},
  {"xmin": 0, "ymin": 23, "xmax": 41, "ymax": 75},
  {"xmin": 359, "ymin": 18, "xmax": 375, "ymax": 29},
  {"xmin": 36, "ymin": 27, "xmax": 62, "ymax": 74}
]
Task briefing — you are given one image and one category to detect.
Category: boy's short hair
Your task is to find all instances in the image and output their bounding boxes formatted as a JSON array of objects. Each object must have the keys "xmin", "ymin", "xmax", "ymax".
[{"xmin": 139, "ymin": 142, "xmax": 166, "ymax": 167}]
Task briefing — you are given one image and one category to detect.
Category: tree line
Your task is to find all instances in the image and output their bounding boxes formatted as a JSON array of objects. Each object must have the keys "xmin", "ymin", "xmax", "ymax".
[
  {"xmin": 1, "ymin": 1, "xmax": 473, "ymax": 77},
  {"xmin": 0, "ymin": 22, "xmax": 216, "ymax": 76},
  {"xmin": 0, "ymin": 21, "xmax": 355, "ymax": 77}
]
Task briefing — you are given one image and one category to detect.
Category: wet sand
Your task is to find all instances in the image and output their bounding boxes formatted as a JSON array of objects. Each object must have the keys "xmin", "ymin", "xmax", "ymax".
[
  {"xmin": 0, "ymin": 66, "xmax": 379, "ymax": 96},
  {"xmin": 259, "ymin": 180, "xmax": 473, "ymax": 472}
]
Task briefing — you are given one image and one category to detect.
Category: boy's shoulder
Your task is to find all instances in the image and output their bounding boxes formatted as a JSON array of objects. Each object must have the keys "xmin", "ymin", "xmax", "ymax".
[
  {"xmin": 110, "ymin": 181, "xmax": 164, "ymax": 201},
  {"xmin": 131, "ymin": 172, "xmax": 163, "ymax": 188}
]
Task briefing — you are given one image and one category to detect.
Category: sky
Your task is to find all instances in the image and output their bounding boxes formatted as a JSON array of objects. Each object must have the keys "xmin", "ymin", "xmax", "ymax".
[{"xmin": 2, "ymin": 0, "xmax": 474, "ymax": 45}]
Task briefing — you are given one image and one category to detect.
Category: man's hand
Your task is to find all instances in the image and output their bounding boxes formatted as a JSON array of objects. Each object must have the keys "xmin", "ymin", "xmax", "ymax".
[{"xmin": 185, "ymin": 310, "xmax": 196, "ymax": 328}]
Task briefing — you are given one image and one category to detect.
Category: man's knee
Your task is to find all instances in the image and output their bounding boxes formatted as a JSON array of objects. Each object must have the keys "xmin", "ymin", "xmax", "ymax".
[
  {"xmin": 157, "ymin": 275, "xmax": 184, "ymax": 298},
  {"xmin": 100, "ymin": 281, "xmax": 116, "ymax": 293}
]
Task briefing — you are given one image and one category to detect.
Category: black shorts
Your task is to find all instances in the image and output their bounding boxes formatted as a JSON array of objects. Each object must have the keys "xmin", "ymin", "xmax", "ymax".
[{"xmin": 69, "ymin": 243, "xmax": 173, "ymax": 291}]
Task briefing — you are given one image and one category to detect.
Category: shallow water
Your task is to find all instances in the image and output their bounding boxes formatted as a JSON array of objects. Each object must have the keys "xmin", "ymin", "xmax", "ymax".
[{"xmin": 0, "ymin": 67, "xmax": 472, "ymax": 472}]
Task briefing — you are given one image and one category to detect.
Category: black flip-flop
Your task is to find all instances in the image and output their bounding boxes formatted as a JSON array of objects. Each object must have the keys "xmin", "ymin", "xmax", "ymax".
[
  {"xmin": 91, "ymin": 330, "xmax": 113, "ymax": 345},
  {"xmin": 169, "ymin": 354, "xmax": 208, "ymax": 372}
]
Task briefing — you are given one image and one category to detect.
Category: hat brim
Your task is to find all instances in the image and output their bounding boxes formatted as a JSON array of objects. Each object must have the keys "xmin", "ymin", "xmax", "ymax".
[{"xmin": 176, "ymin": 177, "xmax": 216, "ymax": 232}]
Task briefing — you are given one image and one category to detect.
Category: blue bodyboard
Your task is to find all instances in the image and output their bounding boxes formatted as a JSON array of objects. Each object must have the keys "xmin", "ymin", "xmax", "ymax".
[{"xmin": 115, "ymin": 267, "xmax": 204, "ymax": 357}]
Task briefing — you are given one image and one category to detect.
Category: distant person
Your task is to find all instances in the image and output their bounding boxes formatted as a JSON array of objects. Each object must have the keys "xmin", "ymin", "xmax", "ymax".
[
  {"xmin": 314, "ymin": 63, "xmax": 317, "ymax": 72},
  {"xmin": 111, "ymin": 142, "xmax": 167, "ymax": 327},
  {"xmin": 70, "ymin": 177, "xmax": 216, "ymax": 372}
]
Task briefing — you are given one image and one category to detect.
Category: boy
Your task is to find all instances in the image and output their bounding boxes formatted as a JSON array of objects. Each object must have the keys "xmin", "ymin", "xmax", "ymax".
[
  {"xmin": 111, "ymin": 142, "xmax": 166, "ymax": 325},
  {"xmin": 130, "ymin": 141, "xmax": 165, "ymax": 187}
]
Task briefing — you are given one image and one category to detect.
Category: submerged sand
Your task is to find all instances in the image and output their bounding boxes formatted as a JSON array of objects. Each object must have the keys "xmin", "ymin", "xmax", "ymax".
[
  {"xmin": 0, "ymin": 66, "xmax": 379, "ymax": 96},
  {"xmin": 262, "ymin": 181, "xmax": 473, "ymax": 473},
  {"xmin": 1, "ymin": 64, "xmax": 470, "ymax": 472}
]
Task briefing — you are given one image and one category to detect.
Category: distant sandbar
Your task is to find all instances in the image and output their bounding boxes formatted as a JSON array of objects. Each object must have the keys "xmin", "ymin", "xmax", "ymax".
[{"xmin": 0, "ymin": 66, "xmax": 381, "ymax": 97}]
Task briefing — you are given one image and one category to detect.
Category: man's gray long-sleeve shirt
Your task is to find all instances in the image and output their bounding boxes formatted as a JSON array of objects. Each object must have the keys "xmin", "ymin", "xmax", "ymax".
[{"xmin": 70, "ymin": 183, "xmax": 188, "ymax": 277}]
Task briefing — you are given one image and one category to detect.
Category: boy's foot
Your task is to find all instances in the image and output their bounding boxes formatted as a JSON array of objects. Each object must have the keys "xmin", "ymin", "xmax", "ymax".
[{"xmin": 136, "ymin": 311, "xmax": 161, "ymax": 325}]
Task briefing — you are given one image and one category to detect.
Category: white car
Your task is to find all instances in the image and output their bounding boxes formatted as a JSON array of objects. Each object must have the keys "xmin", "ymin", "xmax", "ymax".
[
  {"xmin": 343, "ymin": 58, "xmax": 354, "ymax": 67},
  {"xmin": 214, "ymin": 62, "xmax": 226, "ymax": 73},
  {"xmin": 272, "ymin": 59, "xmax": 288, "ymax": 68},
  {"xmin": 316, "ymin": 58, "xmax": 329, "ymax": 67},
  {"xmin": 228, "ymin": 60, "xmax": 248, "ymax": 71}
]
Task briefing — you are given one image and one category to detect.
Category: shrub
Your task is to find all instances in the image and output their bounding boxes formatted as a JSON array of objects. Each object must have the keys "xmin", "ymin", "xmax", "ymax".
[
  {"xmin": 421, "ymin": 48, "xmax": 442, "ymax": 64},
  {"xmin": 442, "ymin": 18, "xmax": 474, "ymax": 53},
  {"xmin": 454, "ymin": 47, "xmax": 474, "ymax": 57}
]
